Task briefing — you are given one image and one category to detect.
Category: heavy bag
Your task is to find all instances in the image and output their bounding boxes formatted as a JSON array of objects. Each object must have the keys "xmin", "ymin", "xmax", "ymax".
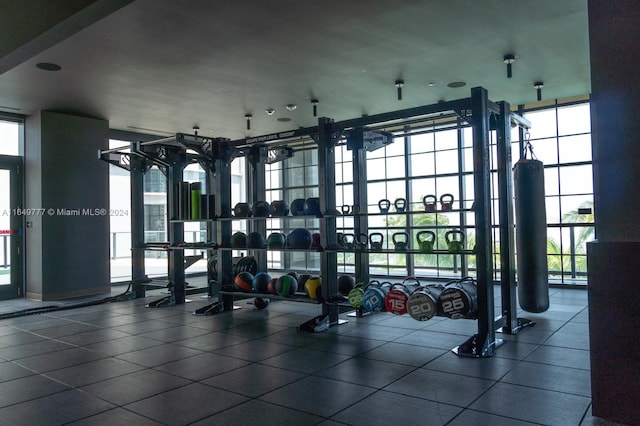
[{"xmin": 514, "ymin": 158, "xmax": 549, "ymax": 313}]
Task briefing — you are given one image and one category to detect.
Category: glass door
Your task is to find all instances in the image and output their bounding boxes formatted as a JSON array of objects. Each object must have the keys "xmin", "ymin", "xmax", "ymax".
[{"xmin": 0, "ymin": 156, "xmax": 23, "ymax": 299}]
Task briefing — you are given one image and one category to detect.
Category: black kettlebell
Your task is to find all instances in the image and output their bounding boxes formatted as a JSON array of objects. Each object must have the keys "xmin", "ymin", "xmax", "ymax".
[
  {"xmin": 392, "ymin": 231, "xmax": 409, "ymax": 251},
  {"xmin": 246, "ymin": 232, "xmax": 265, "ymax": 248},
  {"xmin": 356, "ymin": 233, "xmax": 368, "ymax": 251},
  {"xmin": 378, "ymin": 199, "xmax": 391, "ymax": 214},
  {"xmin": 342, "ymin": 233, "xmax": 355, "ymax": 250},
  {"xmin": 394, "ymin": 198, "xmax": 407, "ymax": 213},
  {"xmin": 369, "ymin": 232, "xmax": 384, "ymax": 250}
]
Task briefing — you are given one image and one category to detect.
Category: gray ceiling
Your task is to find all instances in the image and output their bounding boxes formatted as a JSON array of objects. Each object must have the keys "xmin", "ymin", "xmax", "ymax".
[{"xmin": 0, "ymin": 0, "xmax": 590, "ymax": 140}]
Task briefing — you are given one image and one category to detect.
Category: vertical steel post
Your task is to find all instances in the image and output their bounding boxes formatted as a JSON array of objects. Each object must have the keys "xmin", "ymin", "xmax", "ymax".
[
  {"xmin": 457, "ymin": 118, "xmax": 469, "ymax": 277},
  {"xmin": 130, "ymin": 154, "xmax": 147, "ymax": 298},
  {"xmin": 350, "ymin": 137, "xmax": 369, "ymax": 285},
  {"xmin": 248, "ymin": 146, "xmax": 267, "ymax": 273},
  {"xmin": 456, "ymin": 86, "xmax": 496, "ymax": 356},
  {"xmin": 497, "ymin": 101, "xmax": 519, "ymax": 333},
  {"xmin": 317, "ymin": 117, "xmax": 340, "ymax": 324},
  {"xmin": 214, "ymin": 142, "xmax": 234, "ymax": 310},
  {"xmin": 167, "ymin": 149, "xmax": 186, "ymax": 304}
]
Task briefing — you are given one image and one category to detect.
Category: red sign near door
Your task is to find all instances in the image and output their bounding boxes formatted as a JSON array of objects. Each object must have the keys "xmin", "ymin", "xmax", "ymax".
[{"xmin": 0, "ymin": 230, "xmax": 11, "ymax": 235}]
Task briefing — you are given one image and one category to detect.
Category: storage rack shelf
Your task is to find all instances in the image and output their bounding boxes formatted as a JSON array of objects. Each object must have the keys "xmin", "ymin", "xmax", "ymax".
[{"xmin": 99, "ymin": 86, "xmax": 534, "ymax": 358}]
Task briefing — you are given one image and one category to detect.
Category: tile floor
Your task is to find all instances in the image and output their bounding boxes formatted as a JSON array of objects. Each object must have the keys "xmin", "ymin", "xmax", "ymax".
[{"xmin": 0, "ymin": 286, "xmax": 619, "ymax": 425}]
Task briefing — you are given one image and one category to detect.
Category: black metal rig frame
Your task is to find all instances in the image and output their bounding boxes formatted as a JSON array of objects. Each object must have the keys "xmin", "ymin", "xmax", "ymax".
[{"xmin": 99, "ymin": 86, "xmax": 533, "ymax": 357}]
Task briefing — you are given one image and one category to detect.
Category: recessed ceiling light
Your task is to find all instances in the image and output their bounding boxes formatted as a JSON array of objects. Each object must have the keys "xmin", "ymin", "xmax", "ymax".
[
  {"xmin": 285, "ymin": 104, "xmax": 297, "ymax": 111},
  {"xmin": 277, "ymin": 117, "xmax": 292, "ymax": 122},
  {"xmin": 447, "ymin": 81, "xmax": 466, "ymax": 88},
  {"xmin": 426, "ymin": 82, "xmax": 437, "ymax": 87},
  {"xmin": 36, "ymin": 62, "xmax": 61, "ymax": 71},
  {"xmin": 265, "ymin": 108, "xmax": 276, "ymax": 116}
]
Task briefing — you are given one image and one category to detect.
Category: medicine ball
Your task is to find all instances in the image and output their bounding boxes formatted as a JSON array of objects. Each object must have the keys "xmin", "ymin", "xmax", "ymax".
[
  {"xmin": 298, "ymin": 274, "xmax": 311, "ymax": 290},
  {"xmin": 271, "ymin": 200, "xmax": 289, "ymax": 217},
  {"xmin": 246, "ymin": 232, "xmax": 265, "ymax": 248},
  {"xmin": 252, "ymin": 201, "xmax": 272, "ymax": 218},
  {"xmin": 267, "ymin": 232, "xmax": 286, "ymax": 249},
  {"xmin": 233, "ymin": 202, "xmax": 251, "ymax": 217},
  {"xmin": 231, "ymin": 231, "xmax": 247, "ymax": 248},
  {"xmin": 290, "ymin": 199, "xmax": 306, "ymax": 216},
  {"xmin": 305, "ymin": 276, "xmax": 322, "ymax": 300},
  {"xmin": 303, "ymin": 197, "xmax": 321, "ymax": 216},
  {"xmin": 338, "ymin": 275, "xmax": 356, "ymax": 295},
  {"xmin": 234, "ymin": 271, "xmax": 254, "ymax": 292},
  {"xmin": 267, "ymin": 277, "xmax": 278, "ymax": 294},
  {"xmin": 252, "ymin": 272, "xmax": 272, "ymax": 293},
  {"xmin": 287, "ymin": 271, "xmax": 300, "ymax": 282},
  {"xmin": 207, "ymin": 256, "xmax": 217, "ymax": 281},
  {"xmin": 275, "ymin": 275, "xmax": 298, "ymax": 297},
  {"xmin": 287, "ymin": 228, "xmax": 312, "ymax": 249}
]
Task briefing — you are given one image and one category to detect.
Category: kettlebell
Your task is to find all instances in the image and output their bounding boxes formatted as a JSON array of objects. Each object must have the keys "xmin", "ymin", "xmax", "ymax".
[
  {"xmin": 423, "ymin": 195, "xmax": 437, "ymax": 212},
  {"xmin": 369, "ymin": 232, "xmax": 384, "ymax": 251},
  {"xmin": 394, "ymin": 198, "xmax": 407, "ymax": 213},
  {"xmin": 252, "ymin": 200, "xmax": 272, "ymax": 217},
  {"xmin": 392, "ymin": 231, "xmax": 409, "ymax": 251},
  {"xmin": 445, "ymin": 229, "xmax": 465, "ymax": 253},
  {"xmin": 378, "ymin": 199, "xmax": 391, "ymax": 214},
  {"xmin": 231, "ymin": 231, "xmax": 247, "ymax": 248},
  {"xmin": 290, "ymin": 199, "xmax": 306, "ymax": 216},
  {"xmin": 356, "ymin": 233, "xmax": 368, "ymax": 251},
  {"xmin": 270, "ymin": 200, "xmax": 289, "ymax": 217},
  {"xmin": 233, "ymin": 202, "xmax": 251, "ymax": 218},
  {"xmin": 341, "ymin": 205, "xmax": 352, "ymax": 215},
  {"xmin": 440, "ymin": 193, "xmax": 454, "ymax": 211},
  {"xmin": 342, "ymin": 233, "xmax": 356, "ymax": 250},
  {"xmin": 311, "ymin": 233, "xmax": 322, "ymax": 249},
  {"xmin": 416, "ymin": 230, "xmax": 436, "ymax": 253},
  {"xmin": 246, "ymin": 232, "xmax": 265, "ymax": 248},
  {"xmin": 266, "ymin": 232, "xmax": 286, "ymax": 249}
]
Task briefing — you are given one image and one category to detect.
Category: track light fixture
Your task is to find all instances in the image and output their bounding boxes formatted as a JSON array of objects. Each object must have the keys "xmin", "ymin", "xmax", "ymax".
[
  {"xmin": 311, "ymin": 99, "xmax": 319, "ymax": 117},
  {"xmin": 534, "ymin": 81, "xmax": 544, "ymax": 101},
  {"xmin": 192, "ymin": 125, "xmax": 199, "ymax": 135},
  {"xmin": 395, "ymin": 79, "xmax": 405, "ymax": 100},
  {"xmin": 245, "ymin": 113, "xmax": 252, "ymax": 130},
  {"xmin": 503, "ymin": 54, "xmax": 515, "ymax": 78},
  {"xmin": 285, "ymin": 104, "xmax": 297, "ymax": 111},
  {"xmin": 265, "ymin": 108, "xmax": 275, "ymax": 116}
]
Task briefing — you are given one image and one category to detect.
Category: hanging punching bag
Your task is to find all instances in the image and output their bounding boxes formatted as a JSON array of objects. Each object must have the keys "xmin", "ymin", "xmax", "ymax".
[{"xmin": 514, "ymin": 158, "xmax": 549, "ymax": 313}]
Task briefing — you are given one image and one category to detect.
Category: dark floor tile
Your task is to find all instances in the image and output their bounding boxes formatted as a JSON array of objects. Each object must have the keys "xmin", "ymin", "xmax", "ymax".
[
  {"xmin": 28, "ymin": 322, "xmax": 101, "ymax": 339},
  {"xmin": 186, "ymin": 315, "xmax": 250, "ymax": 332},
  {"xmin": 0, "ymin": 374, "xmax": 70, "ymax": 408},
  {"xmin": 332, "ymin": 389, "xmax": 462, "ymax": 426},
  {"xmin": 260, "ymin": 375, "xmax": 375, "ymax": 418},
  {"xmin": 262, "ymin": 328, "xmax": 328, "ymax": 347},
  {"xmin": 0, "ymin": 331, "xmax": 46, "ymax": 349},
  {"xmin": 259, "ymin": 347, "xmax": 351, "ymax": 374},
  {"xmin": 80, "ymin": 369, "xmax": 191, "ymax": 406},
  {"xmin": 493, "ymin": 339, "xmax": 539, "ymax": 360},
  {"xmin": 193, "ymin": 399, "xmax": 323, "ymax": 426},
  {"xmin": 384, "ymin": 368, "xmax": 494, "ymax": 407},
  {"xmin": 448, "ymin": 409, "xmax": 539, "ymax": 425},
  {"xmin": 0, "ymin": 361, "xmax": 34, "ymax": 382},
  {"xmin": 499, "ymin": 327, "xmax": 556, "ymax": 345},
  {"xmin": 115, "ymin": 343, "xmax": 203, "ymax": 367},
  {"xmin": 66, "ymin": 407, "xmax": 163, "ymax": 425},
  {"xmin": 329, "ymin": 322, "xmax": 414, "ymax": 342},
  {"xmin": 316, "ymin": 357, "xmax": 415, "ymax": 388},
  {"xmin": 0, "ymin": 338, "xmax": 75, "ymax": 360},
  {"xmin": 124, "ymin": 382, "xmax": 248, "ymax": 426},
  {"xmin": 44, "ymin": 357, "xmax": 145, "ymax": 387},
  {"xmin": 14, "ymin": 347, "xmax": 105, "ymax": 373},
  {"xmin": 202, "ymin": 363, "xmax": 306, "ymax": 398},
  {"xmin": 422, "ymin": 318, "xmax": 480, "ymax": 335},
  {"xmin": 57, "ymin": 328, "xmax": 131, "ymax": 345},
  {"xmin": 0, "ymin": 389, "xmax": 114, "ymax": 426},
  {"xmin": 174, "ymin": 331, "xmax": 250, "ymax": 351},
  {"xmin": 525, "ymin": 345, "xmax": 591, "ymax": 370},
  {"xmin": 213, "ymin": 338, "xmax": 298, "ymax": 362},
  {"xmin": 516, "ymin": 317, "xmax": 566, "ymax": 332},
  {"xmin": 374, "ymin": 314, "xmax": 435, "ymax": 330},
  {"xmin": 261, "ymin": 313, "xmax": 318, "ymax": 328},
  {"xmin": 471, "ymin": 382, "xmax": 590, "ymax": 425},
  {"xmin": 357, "ymin": 342, "xmax": 447, "ymax": 366},
  {"xmin": 113, "ymin": 319, "xmax": 178, "ymax": 335},
  {"xmin": 394, "ymin": 329, "xmax": 473, "ymax": 350},
  {"xmin": 308, "ymin": 334, "xmax": 386, "ymax": 356},
  {"xmin": 84, "ymin": 335, "xmax": 164, "ymax": 356},
  {"xmin": 543, "ymin": 330, "xmax": 590, "ymax": 350},
  {"xmin": 10, "ymin": 317, "xmax": 74, "ymax": 332},
  {"xmin": 79, "ymin": 314, "xmax": 140, "ymax": 328},
  {"xmin": 0, "ymin": 326, "xmax": 22, "ymax": 337},
  {"xmin": 154, "ymin": 352, "xmax": 250, "ymax": 381},
  {"xmin": 138, "ymin": 324, "xmax": 213, "ymax": 343},
  {"xmin": 501, "ymin": 361, "xmax": 591, "ymax": 397},
  {"xmin": 580, "ymin": 404, "xmax": 629, "ymax": 426},
  {"xmin": 423, "ymin": 351, "xmax": 520, "ymax": 380},
  {"xmin": 224, "ymin": 321, "xmax": 290, "ymax": 339}
]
